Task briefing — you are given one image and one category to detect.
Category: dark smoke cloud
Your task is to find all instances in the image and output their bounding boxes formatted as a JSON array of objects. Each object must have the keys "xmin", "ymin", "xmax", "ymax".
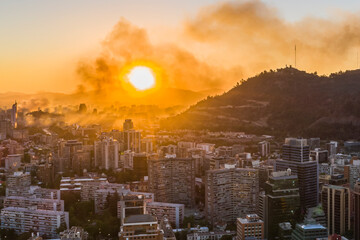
[
  {"xmin": 77, "ymin": 1, "xmax": 360, "ymax": 107},
  {"xmin": 77, "ymin": 18, "xmax": 243, "ymax": 102},
  {"xmin": 184, "ymin": 0, "xmax": 360, "ymax": 76}
]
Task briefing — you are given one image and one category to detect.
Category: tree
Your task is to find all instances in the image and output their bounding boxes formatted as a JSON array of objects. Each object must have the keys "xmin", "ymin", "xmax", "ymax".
[
  {"xmin": 220, "ymin": 235, "xmax": 233, "ymax": 240},
  {"xmin": 0, "ymin": 229, "xmax": 17, "ymax": 239},
  {"xmin": 182, "ymin": 216, "xmax": 195, "ymax": 228},
  {"xmin": 56, "ymin": 223, "xmax": 68, "ymax": 234},
  {"xmin": 17, "ymin": 231, "xmax": 33, "ymax": 240}
]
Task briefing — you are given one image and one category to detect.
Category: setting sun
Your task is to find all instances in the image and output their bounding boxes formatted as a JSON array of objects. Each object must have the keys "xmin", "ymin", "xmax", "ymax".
[{"xmin": 127, "ymin": 66, "xmax": 155, "ymax": 90}]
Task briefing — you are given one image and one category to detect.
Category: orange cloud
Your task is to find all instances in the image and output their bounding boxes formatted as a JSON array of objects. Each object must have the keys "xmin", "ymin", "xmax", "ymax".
[
  {"xmin": 77, "ymin": 18, "xmax": 243, "ymax": 106},
  {"xmin": 183, "ymin": 1, "xmax": 360, "ymax": 76}
]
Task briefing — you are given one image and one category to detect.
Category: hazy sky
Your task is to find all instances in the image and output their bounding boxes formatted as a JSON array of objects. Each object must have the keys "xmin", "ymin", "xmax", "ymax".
[{"xmin": 1, "ymin": 0, "xmax": 360, "ymax": 93}]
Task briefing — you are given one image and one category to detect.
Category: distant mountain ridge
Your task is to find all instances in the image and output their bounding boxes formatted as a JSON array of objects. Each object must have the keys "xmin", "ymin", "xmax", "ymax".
[
  {"xmin": 162, "ymin": 67, "xmax": 360, "ymax": 139},
  {"xmin": 0, "ymin": 87, "xmax": 221, "ymax": 109}
]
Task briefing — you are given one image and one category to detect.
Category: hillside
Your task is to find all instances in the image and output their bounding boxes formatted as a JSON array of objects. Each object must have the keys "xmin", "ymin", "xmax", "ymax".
[{"xmin": 161, "ymin": 67, "xmax": 360, "ymax": 139}]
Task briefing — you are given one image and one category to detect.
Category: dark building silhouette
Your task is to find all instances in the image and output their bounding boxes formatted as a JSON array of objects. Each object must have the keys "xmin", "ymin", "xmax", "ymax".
[
  {"xmin": 276, "ymin": 138, "xmax": 319, "ymax": 210},
  {"xmin": 354, "ymin": 181, "xmax": 360, "ymax": 240},
  {"xmin": 264, "ymin": 170, "xmax": 300, "ymax": 239},
  {"xmin": 321, "ymin": 185, "xmax": 350, "ymax": 235},
  {"xmin": 133, "ymin": 153, "xmax": 148, "ymax": 181},
  {"xmin": 123, "ymin": 119, "xmax": 134, "ymax": 131},
  {"xmin": 78, "ymin": 103, "xmax": 87, "ymax": 114}
]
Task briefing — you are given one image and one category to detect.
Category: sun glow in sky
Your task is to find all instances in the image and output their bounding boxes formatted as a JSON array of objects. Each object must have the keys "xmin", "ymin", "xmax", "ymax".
[
  {"xmin": 1, "ymin": 0, "xmax": 360, "ymax": 93},
  {"xmin": 127, "ymin": 66, "xmax": 155, "ymax": 90}
]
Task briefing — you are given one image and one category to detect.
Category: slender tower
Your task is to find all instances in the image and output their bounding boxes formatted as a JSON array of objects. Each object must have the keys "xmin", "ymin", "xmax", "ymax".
[
  {"xmin": 11, "ymin": 101, "xmax": 17, "ymax": 128},
  {"xmin": 295, "ymin": 45, "xmax": 297, "ymax": 68}
]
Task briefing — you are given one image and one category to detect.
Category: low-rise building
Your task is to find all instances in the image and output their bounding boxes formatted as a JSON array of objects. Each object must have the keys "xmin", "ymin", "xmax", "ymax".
[
  {"xmin": 118, "ymin": 214, "xmax": 163, "ymax": 240},
  {"xmin": 3, "ymin": 196, "xmax": 64, "ymax": 211},
  {"xmin": 187, "ymin": 231, "xmax": 236, "ymax": 240},
  {"xmin": 146, "ymin": 202, "xmax": 184, "ymax": 229},
  {"xmin": 0, "ymin": 206, "xmax": 69, "ymax": 238},
  {"xmin": 291, "ymin": 223, "xmax": 327, "ymax": 240},
  {"xmin": 60, "ymin": 226, "xmax": 88, "ymax": 240},
  {"xmin": 236, "ymin": 214, "xmax": 264, "ymax": 240}
]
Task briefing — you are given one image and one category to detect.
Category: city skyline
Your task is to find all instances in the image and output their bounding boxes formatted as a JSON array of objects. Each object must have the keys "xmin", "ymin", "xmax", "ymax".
[{"xmin": 0, "ymin": 1, "xmax": 360, "ymax": 239}]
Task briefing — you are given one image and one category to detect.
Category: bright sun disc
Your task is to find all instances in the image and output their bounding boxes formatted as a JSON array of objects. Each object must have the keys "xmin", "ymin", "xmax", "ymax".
[{"xmin": 127, "ymin": 66, "xmax": 155, "ymax": 90}]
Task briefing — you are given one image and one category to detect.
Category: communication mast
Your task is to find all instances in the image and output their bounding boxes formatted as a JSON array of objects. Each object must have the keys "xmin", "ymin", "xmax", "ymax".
[{"xmin": 294, "ymin": 45, "xmax": 297, "ymax": 68}]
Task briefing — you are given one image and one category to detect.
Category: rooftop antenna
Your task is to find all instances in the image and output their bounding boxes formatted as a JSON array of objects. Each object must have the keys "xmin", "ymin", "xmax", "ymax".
[{"xmin": 294, "ymin": 45, "xmax": 297, "ymax": 68}]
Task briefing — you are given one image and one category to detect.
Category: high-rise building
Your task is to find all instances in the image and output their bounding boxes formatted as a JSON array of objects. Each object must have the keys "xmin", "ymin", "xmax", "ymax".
[
  {"xmin": 6, "ymin": 172, "xmax": 31, "ymax": 197},
  {"xmin": 94, "ymin": 137, "xmax": 119, "ymax": 170},
  {"xmin": 282, "ymin": 138, "xmax": 309, "ymax": 163},
  {"xmin": 321, "ymin": 185, "xmax": 351, "ymax": 235},
  {"xmin": 78, "ymin": 103, "xmax": 87, "ymax": 114},
  {"xmin": 133, "ymin": 153, "xmax": 148, "ymax": 180},
  {"xmin": 148, "ymin": 158, "xmax": 195, "ymax": 207},
  {"xmin": 326, "ymin": 141, "xmax": 338, "ymax": 157},
  {"xmin": 120, "ymin": 150, "xmax": 134, "ymax": 169},
  {"xmin": 264, "ymin": 170, "xmax": 300, "ymax": 239},
  {"xmin": 344, "ymin": 141, "xmax": 360, "ymax": 153},
  {"xmin": 276, "ymin": 138, "xmax": 319, "ymax": 210},
  {"xmin": 236, "ymin": 214, "xmax": 264, "ymax": 240},
  {"xmin": 353, "ymin": 180, "xmax": 360, "ymax": 240},
  {"xmin": 11, "ymin": 101, "xmax": 17, "ymax": 128},
  {"xmin": 123, "ymin": 130, "xmax": 141, "ymax": 153},
  {"xmin": 308, "ymin": 138, "xmax": 321, "ymax": 150},
  {"xmin": 205, "ymin": 166, "xmax": 259, "ymax": 225},
  {"xmin": 258, "ymin": 141, "xmax": 270, "ymax": 157},
  {"xmin": 58, "ymin": 140, "xmax": 83, "ymax": 172},
  {"xmin": 257, "ymin": 191, "xmax": 266, "ymax": 221},
  {"xmin": 291, "ymin": 223, "xmax": 328, "ymax": 240},
  {"xmin": 123, "ymin": 119, "xmax": 134, "ymax": 131},
  {"xmin": 72, "ymin": 150, "xmax": 91, "ymax": 174},
  {"xmin": 344, "ymin": 161, "xmax": 360, "ymax": 189},
  {"xmin": 118, "ymin": 214, "xmax": 163, "ymax": 240},
  {"xmin": 256, "ymin": 165, "xmax": 273, "ymax": 190},
  {"xmin": 310, "ymin": 148, "xmax": 329, "ymax": 164},
  {"xmin": 0, "ymin": 119, "xmax": 11, "ymax": 140},
  {"xmin": 141, "ymin": 137, "xmax": 154, "ymax": 153},
  {"xmin": 36, "ymin": 162, "xmax": 55, "ymax": 187}
]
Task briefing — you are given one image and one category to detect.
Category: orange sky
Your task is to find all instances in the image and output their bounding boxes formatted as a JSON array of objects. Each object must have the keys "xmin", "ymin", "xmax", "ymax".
[{"xmin": 1, "ymin": 0, "xmax": 360, "ymax": 96}]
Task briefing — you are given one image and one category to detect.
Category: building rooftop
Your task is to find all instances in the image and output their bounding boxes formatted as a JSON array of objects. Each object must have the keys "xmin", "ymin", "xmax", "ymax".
[
  {"xmin": 324, "ymin": 184, "xmax": 346, "ymax": 190},
  {"xmin": 124, "ymin": 214, "xmax": 157, "ymax": 224},
  {"xmin": 2, "ymin": 207, "xmax": 66, "ymax": 215},
  {"xmin": 297, "ymin": 223, "xmax": 326, "ymax": 230},
  {"xmin": 147, "ymin": 201, "xmax": 184, "ymax": 207},
  {"xmin": 279, "ymin": 222, "xmax": 292, "ymax": 230},
  {"xmin": 237, "ymin": 214, "xmax": 263, "ymax": 224}
]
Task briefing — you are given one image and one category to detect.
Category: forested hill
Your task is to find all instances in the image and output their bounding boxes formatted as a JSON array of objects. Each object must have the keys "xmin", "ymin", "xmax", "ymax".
[{"xmin": 161, "ymin": 67, "xmax": 360, "ymax": 139}]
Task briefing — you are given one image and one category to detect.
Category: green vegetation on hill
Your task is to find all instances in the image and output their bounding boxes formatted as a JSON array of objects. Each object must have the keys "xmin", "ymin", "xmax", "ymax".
[{"xmin": 162, "ymin": 67, "xmax": 360, "ymax": 140}]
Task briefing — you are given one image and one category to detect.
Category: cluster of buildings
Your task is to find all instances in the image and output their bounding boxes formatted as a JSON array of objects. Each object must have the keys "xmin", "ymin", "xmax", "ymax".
[
  {"xmin": 1, "ymin": 103, "xmax": 360, "ymax": 240},
  {"xmin": 0, "ymin": 172, "xmax": 69, "ymax": 238}
]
